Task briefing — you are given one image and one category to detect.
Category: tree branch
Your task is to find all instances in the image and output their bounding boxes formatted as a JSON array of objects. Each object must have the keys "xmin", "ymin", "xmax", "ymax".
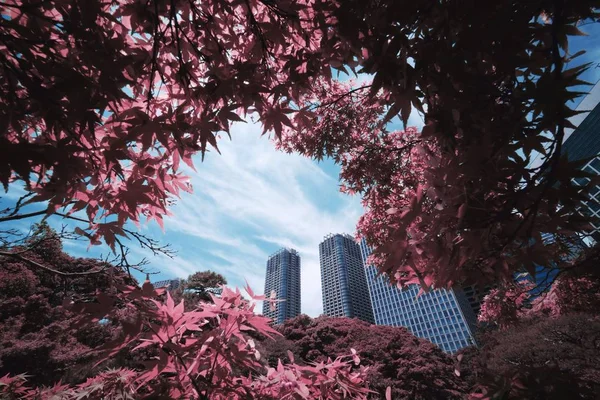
[
  {"xmin": 308, "ymin": 85, "xmax": 372, "ymax": 110},
  {"xmin": 0, "ymin": 209, "xmax": 47, "ymax": 223},
  {"xmin": 0, "ymin": 250, "xmax": 107, "ymax": 276}
]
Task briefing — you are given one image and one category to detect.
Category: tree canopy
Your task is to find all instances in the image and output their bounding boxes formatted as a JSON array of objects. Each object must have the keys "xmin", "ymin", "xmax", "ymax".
[
  {"xmin": 1, "ymin": 281, "xmax": 373, "ymax": 399},
  {"xmin": 1, "ymin": 0, "xmax": 599, "ymax": 291},
  {"xmin": 0, "ymin": 230, "xmax": 371, "ymax": 398},
  {"xmin": 183, "ymin": 271, "xmax": 226, "ymax": 299},
  {"xmin": 171, "ymin": 270, "xmax": 228, "ymax": 310},
  {"xmin": 2, "ymin": 0, "xmax": 600, "ymax": 397},
  {"xmin": 0, "ymin": 224, "xmax": 135, "ymax": 386},
  {"xmin": 278, "ymin": 315, "xmax": 467, "ymax": 399},
  {"xmin": 459, "ymin": 313, "xmax": 600, "ymax": 399}
]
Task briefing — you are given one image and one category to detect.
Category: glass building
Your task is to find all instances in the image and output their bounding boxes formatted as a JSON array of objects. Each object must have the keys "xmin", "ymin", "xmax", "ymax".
[
  {"xmin": 360, "ymin": 238, "xmax": 476, "ymax": 353},
  {"xmin": 152, "ymin": 278, "xmax": 183, "ymax": 291},
  {"xmin": 531, "ymin": 80, "xmax": 600, "ymax": 244},
  {"xmin": 452, "ymin": 284, "xmax": 489, "ymax": 329},
  {"xmin": 262, "ymin": 248, "xmax": 301, "ymax": 324},
  {"xmin": 562, "ymin": 82, "xmax": 600, "ymax": 244},
  {"xmin": 460, "ymin": 83, "xmax": 600, "ymax": 317},
  {"xmin": 319, "ymin": 234, "xmax": 375, "ymax": 324}
]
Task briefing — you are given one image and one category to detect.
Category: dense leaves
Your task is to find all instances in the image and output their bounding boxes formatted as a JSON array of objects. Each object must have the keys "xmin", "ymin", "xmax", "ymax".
[
  {"xmin": 185, "ymin": 271, "xmax": 227, "ymax": 298},
  {"xmin": 478, "ymin": 247, "xmax": 600, "ymax": 328},
  {"xmin": 0, "ymin": 283, "xmax": 371, "ymax": 399},
  {"xmin": 171, "ymin": 270, "xmax": 228, "ymax": 310},
  {"xmin": 0, "ymin": 225, "xmax": 135, "ymax": 386},
  {"xmin": 2, "ymin": 1, "xmax": 600, "ymax": 397},
  {"xmin": 477, "ymin": 279, "xmax": 536, "ymax": 328},
  {"xmin": 0, "ymin": 0, "xmax": 600, "ymax": 399},
  {"xmin": 460, "ymin": 313, "xmax": 600, "ymax": 399},
  {"xmin": 0, "ymin": 0, "xmax": 345, "ymax": 247},
  {"xmin": 278, "ymin": 315, "xmax": 467, "ymax": 399},
  {"xmin": 478, "ymin": 272, "xmax": 600, "ymax": 328},
  {"xmin": 2, "ymin": 0, "xmax": 599, "ymax": 292},
  {"xmin": 278, "ymin": 1, "xmax": 600, "ymax": 291},
  {"xmin": 533, "ymin": 275, "xmax": 600, "ymax": 316},
  {"xmin": 0, "ymin": 231, "xmax": 371, "ymax": 398}
]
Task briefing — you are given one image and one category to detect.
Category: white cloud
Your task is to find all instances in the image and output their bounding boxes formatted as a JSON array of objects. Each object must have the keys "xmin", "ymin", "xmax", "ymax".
[{"xmin": 158, "ymin": 121, "xmax": 363, "ymax": 317}]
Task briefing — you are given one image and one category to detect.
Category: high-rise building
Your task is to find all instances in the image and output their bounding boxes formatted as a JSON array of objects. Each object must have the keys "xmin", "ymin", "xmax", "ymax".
[
  {"xmin": 452, "ymin": 284, "xmax": 490, "ymax": 327},
  {"xmin": 561, "ymin": 81, "xmax": 600, "ymax": 244},
  {"xmin": 152, "ymin": 278, "xmax": 183, "ymax": 291},
  {"xmin": 262, "ymin": 248, "xmax": 301, "ymax": 324},
  {"xmin": 320, "ymin": 234, "xmax": 374, "ymax": 324},
  {"xmin": 360, "ymin": 238, "xmax": 476, "ymax": 353},
  {"xmin": 527, "ymin": 233, "xmax": 587, "ymax": 296},
  {"xmin": 460, "ymin": 84, "xmax": 600, "ymax": 317},
  {"xmin": 530, "ymin": 80, "xmax": 600, "ymax": 244}
]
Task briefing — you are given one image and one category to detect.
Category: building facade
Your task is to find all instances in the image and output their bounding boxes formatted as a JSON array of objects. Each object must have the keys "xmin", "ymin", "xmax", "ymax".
[
  {"xmin": 458, "ymin": 83, "xmax": 600, "ymax": 319},
  {"xmin": 530, "ymin": 80, "xmax": 600, "ymax": 244},
  {"xmin": 562, "ymin": 82, "xmax": 600, "ymax": 244},
  {"xmin": 452, "ymin": 284, "xmax": 490, "ymax": 328},
  {"xmin": 360, "ymin": 238, "xmax": 476, "ymax": 353},
  {"xmin": 152, "ymin": 278, "xmax": 183, "ymax": 291},
  {"xmin": 320, "ymin": 234, "xmax": 374, "ymax": 324},
  {"xmin": 262, "ymin": 248, "xmax": 301, "ymax": 324}
]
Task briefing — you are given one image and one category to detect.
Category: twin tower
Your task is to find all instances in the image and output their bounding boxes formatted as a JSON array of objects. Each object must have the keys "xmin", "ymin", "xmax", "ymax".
[
  {"xmin": 262, "ymin": 233, "xmax": 374, "ymax": 325},
  {"xmin": 263, "ymin": 233, "xmax": 477, "ymax": 353}
]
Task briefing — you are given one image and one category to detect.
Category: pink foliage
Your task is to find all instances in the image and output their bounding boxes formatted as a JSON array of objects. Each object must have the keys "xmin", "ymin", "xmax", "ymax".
[
  {"xmin": 279, "ymin": 315, "xmax": 468, "ymax": 399},
  {"xmin": 0, "ymin": 283, "xmax": 371, "ymax": 399},
  {"xmin": 0, "ymin": 227, "xmax": 134, "ymax": 386},
  {"xmin": 478, "ymin": 275, "xmax": 600, "ymax": 328},
  {"xmin": 0, "ymin": 0, "xmax": 351, "ymax": 250},
  {"xmin": 1, "ymin": 0, "xmax": 598, "ymax": 340},
  {"xmin": 278, "ymin": 70, "xmax": 595, "ymax": 293},
  {"xmin": 530, "ymin": 276, "xmax": 600, "ymax": 318},
  {"xmin": 477, "ymin": 281, "xmax": 535, "ymax": 328},
  {"xmin": 1, "ymin": 0, "xmax": 596, "ymax": 297},
  {"xmin": 462, "ymin": 313, "xmax": 600, "ymax": 400}
]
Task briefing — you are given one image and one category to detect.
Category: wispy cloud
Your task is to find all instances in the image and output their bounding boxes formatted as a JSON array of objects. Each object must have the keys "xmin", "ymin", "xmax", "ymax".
[
  {"xmin": 0, "ymin": 117, "xmax": 360, "ymax": 317},
  {"xmin": 0, "ymin": 102, "xmax": 422, "ymax": 318},
  {"xmin": 148, "ymin": 121, "xmax": 363, "ymax": 317}
]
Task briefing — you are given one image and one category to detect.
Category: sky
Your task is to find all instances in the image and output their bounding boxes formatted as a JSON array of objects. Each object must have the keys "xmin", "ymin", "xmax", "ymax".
[
  {"xmin": 1, "ymin": 23, "xmax": 600, "ymax": 318},
  {"xmin": 141, "ymin": 125, "xmax": 366, "ymax": 317},
  {"xmin": 0, "ymin": 122, "xmax": 366, "ymax": 317}
]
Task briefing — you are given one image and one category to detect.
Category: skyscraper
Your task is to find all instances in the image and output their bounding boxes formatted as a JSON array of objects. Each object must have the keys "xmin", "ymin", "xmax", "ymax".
[
  {"xmin": 530, "ymin": 80, "xmax": 600, "ymax": 244},
  {"xmin": 360, "ymin": 238, "xmax": 476, "ymax": 353},
  {"xmin": 319, "ymin": 234, "xmax": 374, "ymax": 324},
  {"xmin": 457, "ymin": 82, "xmax": 600, "ymax": 321},
  {"xmin": 561, "ymin": 81, "xmax": 600, "ymax": 244},
  {"xmin": 262, "ymin": 248, "xmax": 301, "ymax": 324},
  {"xmin": 452, "ymin": 284, "xmax": 490, "ymax": 328},
  {"xmin": 152, "ymin": 278, "xmax": 183, "ymax": 291}
]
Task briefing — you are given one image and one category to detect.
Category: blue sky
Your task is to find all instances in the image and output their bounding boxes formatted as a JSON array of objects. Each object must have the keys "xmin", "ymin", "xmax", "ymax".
[
  {"xmin": 1, "ymin": 23, "xmax": 600, "ymax": 317},
  {"xmin": 145, "ymin": 125, "xmax": 366, "ymax": 317}
]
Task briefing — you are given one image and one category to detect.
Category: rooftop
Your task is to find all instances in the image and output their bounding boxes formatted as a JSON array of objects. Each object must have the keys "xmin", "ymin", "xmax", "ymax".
[
  {"xmin": 322, "ymin": 233, "xmax": 355, "ymax": 241},
  {"xmin": 268, "ymin": 247, "xmax": 299, "ymax": 258}
]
